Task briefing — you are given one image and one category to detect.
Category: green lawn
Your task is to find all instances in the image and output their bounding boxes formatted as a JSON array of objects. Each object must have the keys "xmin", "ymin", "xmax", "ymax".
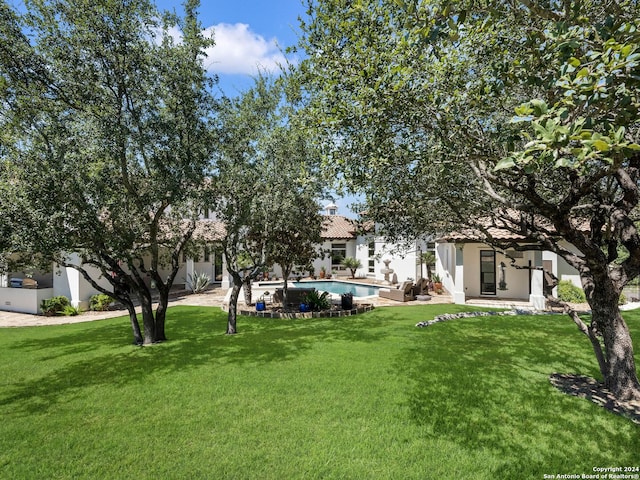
[{"xmin": 0, "ymin": 305, "xmax": 638, "ymax": 479}]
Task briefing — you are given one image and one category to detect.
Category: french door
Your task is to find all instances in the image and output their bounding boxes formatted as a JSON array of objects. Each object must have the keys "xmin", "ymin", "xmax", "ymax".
[{"xmin": 480, "ymin": 250, "xmax": 496, "ymax": 295}]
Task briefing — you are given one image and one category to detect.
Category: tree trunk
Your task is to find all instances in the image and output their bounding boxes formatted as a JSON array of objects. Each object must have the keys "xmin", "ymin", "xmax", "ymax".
[
  {"xmin": 140, "ymin": 296, "xmax": 156, "ymax": 345},
  {"xmin": 589, "ymin": 283, "xmax": 640, "ymax": 402},
  {"xmin": 243, "ymin": 275, "xmax": 252, "ymax": 306},
  {"xmin": 126, "ymin": 303, "xmax": 143, "ymax": 345},
  {"xmin": 155, "ymin": 296, "xmax": 168, "ymax": 343},
  {"xmin": 282, "ymin": 265, "xmax": 292, "ymax": 309},
  {"xmin": 226, "ymin": 283, "xmax": 241, "ymax": 335}
]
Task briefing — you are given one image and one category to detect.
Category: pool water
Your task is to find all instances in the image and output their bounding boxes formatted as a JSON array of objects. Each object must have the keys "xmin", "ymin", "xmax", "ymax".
[{"xmin": 293, "ymin": 280, "xmax": 380, "ymax": 298}]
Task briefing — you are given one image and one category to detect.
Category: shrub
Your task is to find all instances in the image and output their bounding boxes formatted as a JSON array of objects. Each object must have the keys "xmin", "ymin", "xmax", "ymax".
[
  {"xmin": 557, "ymin": 280, "xmax": 586, "ymax": 303},
  {"xmin": 89, "ymin": 294, "xmax": 113, "ymax": 311},
  {"xmin": 303, "ymin": 290, "xmax": 331, "ymax": 311},
  {"xmin": 40, "ymin": 296, "xmax": 70, "ymax": 316},
  {"xmin": 62, "ymin": 305, "xmax": 80, "ymax": 316},
  {"xmin": 619, "ymin": 292, "xmax": 627, "ymax": 305},
  {"xmin": 188, "ymin": 271, "xmax": 211, "ymax": 293}
]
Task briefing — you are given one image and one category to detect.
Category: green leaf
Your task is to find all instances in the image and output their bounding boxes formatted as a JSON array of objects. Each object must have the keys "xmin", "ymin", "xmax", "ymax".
[
  {"xmin": 592, "ymin": 140, "xmax": 610, "ymax": 152},
  {"xmin": 494, "ymin": 157, "xmax": 516, "ymax": 171},
  {"xmin": 529, "ymin": 99, "xmax": 548, "ymax": 115},
  {"xmin": 576, "ymin": 67, "xmax": 590, "ymax": 79},
  {"xmin": 555, "ymin": 157, "xmax": 572, "ymax": 168},
  {"xmin": 514, "ymin": 104, "xmax": 533, "ymax": 116}
]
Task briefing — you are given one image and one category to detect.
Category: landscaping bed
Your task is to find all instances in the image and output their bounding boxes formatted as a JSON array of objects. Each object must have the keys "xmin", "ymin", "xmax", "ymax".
[{"xmin": 239, "ymin": 303, "xmax": 374, "ymax": 319}]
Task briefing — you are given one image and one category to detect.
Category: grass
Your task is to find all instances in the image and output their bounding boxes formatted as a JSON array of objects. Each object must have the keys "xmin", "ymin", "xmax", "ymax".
[{"xmin": 0, "ymin": 304, "xmax": 638, "ymax": 479}]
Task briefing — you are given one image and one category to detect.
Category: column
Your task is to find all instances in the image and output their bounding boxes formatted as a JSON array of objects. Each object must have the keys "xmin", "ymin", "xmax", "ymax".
[
  {"xmin": 453, "ymin": 244, "xmax": 466, "ymax": 305},
  {"xmin": 529, "ymin": 251, "xmax": 545, "ymax": 310},
  {"xmin": 185, "ymin": 257, "xmax": 194, "ymax": 291}
]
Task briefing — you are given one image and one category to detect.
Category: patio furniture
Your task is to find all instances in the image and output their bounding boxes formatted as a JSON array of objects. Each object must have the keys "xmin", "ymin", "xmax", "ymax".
[
  {"xmin": 413, "ymin": 278, "xmax": 431, "ymax": 296},
  {"xmin": 22, "ymin": 278, "xmax": 38, "ymax": 289},
  {"xmin": 379, "ymin": 281, "xmax": 415, "ymax": 302}
]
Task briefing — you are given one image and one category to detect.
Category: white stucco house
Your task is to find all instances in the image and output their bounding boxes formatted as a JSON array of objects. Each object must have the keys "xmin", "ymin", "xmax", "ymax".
[{"xmin": 0, "ymin": 202, "xmax": 582, "ymax": 314}]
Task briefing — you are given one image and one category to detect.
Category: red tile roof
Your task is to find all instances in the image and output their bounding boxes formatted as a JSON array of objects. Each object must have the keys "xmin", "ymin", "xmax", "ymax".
[
  {"xmin": 192, "ymin": 219, "xmax": 226, "ymax": 242},
  {"xmin": 438, "ymin": 210, "xmax": 589, "ymax": 243},
  {"xmin": 321, "ymin": 215, "xmax": 357, "ymax": 239}
]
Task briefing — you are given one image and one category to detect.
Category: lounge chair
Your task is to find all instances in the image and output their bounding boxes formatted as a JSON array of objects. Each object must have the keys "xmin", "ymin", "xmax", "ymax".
[{"xmin": 379, "ymin": 281, "xmax": 415, "ymax": 302}]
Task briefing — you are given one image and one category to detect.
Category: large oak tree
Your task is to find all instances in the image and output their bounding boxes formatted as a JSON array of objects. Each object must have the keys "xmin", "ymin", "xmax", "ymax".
[
  {"xmin": 0, "ymin": 0, "xmax": 217, "ymax": 344},
  {"xmin": 298, "ymin": 0, "xmax": 640, "ymax": 401}
]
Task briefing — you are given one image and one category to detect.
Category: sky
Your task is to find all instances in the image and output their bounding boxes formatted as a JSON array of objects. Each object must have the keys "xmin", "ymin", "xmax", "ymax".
[
  {"xmin": 154, "ymin": 0, "xmax": 305, "ymax": 95},
  {"xmin": 154, "ymin": 0, "xmax": 360, "ymax": 217}
]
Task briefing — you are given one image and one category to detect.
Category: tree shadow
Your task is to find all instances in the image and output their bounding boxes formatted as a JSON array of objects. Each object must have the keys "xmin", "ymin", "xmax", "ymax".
[
  {"xmin": 396, "ymin": 315, "xmax": 639, "ymax": 475},
  {"xmin": 1, "ymin": 305, "xmax": 392, "ymax": 415}
]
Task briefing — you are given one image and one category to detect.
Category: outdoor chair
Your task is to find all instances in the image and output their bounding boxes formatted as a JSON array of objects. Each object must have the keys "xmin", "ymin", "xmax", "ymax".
[
  {"xmin": 379, "ymin": 281, "xmax": 415, "ymax": 302},
  {"xmin": 413, "ymin": 278, "xmax": 431, "ymax": 296}
]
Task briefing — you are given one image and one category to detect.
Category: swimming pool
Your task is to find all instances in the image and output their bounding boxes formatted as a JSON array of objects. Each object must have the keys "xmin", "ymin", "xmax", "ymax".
[{"xmin": 292, "ymin": 280, "xmax": 380, "ymax": 298}]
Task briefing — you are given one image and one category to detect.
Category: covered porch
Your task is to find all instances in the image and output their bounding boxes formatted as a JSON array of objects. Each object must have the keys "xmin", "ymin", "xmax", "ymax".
[{"xmin": 436, "ymin": 241, "xmax": 546, "ymax": 310}]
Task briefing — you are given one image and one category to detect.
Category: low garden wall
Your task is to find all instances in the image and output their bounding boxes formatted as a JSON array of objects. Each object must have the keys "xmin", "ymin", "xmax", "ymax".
[
  {"xmin": 240, "ymin": 303, "xmax": 374, "ymax": 319},
  {"xmin": 0, "ymin": 287, "xmax": 54, "ymax": 314}
]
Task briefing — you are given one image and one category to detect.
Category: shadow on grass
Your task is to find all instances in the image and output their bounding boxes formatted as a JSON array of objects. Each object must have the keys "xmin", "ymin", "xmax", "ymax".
[
  {"xmin": 1, "ymin": 305, "xmax": 394, "ymax": 415},
  {"xmin": 398, "ymin": 314, "xmax": 640, "ymax": 475}
]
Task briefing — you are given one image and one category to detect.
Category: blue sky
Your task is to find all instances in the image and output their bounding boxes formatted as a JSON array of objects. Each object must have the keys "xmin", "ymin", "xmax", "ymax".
[
  {"xmin": 155, "ymin": 0, "xmax": 305, "ymax": 95},
  {"xmin": 154, "ymin": 0, "xmax": 361, "ymax": 217}
]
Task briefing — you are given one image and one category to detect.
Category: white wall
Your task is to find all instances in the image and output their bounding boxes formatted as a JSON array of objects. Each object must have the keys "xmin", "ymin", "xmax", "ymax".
[
  {"xmin": 438, "ymin": 242, "xmax": 536, "ymax": 301},
  {"xmin": 367, "ymin": 240, "xmax": 419, "ymax": 284},
  {"xmin": 0, "ymin": 287, "xmax": 54, "ymax": 314},
  {"xmin": 55, "ymin": 254, "xmax": 112, "ymax": 308},
  {"xmin": 438, "ymin": 240, "xmax": 582, "ymax": 303}
]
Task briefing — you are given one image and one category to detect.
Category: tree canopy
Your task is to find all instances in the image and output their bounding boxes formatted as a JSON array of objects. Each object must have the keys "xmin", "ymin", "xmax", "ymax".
[
  {"xmin": 213, "ymin": 75, "xmax": 325, "ymax": 334},
  {"xmin": 298, "ymin": 0, "xmax": 640, "ymax": 401},
  {"xmin": 0, "ymin": 0, "xmax": 217, "ymax": 344}
]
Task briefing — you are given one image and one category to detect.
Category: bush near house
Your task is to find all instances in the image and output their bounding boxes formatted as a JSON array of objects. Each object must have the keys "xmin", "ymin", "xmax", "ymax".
[
  {"xmin": 302, "ymin": 290, "xmax": 331, "ymax": 311},
  {"xmin": 341, "ymin": 257, "xmax": 362, "ymax": 279},
  {"xmin": 40, "ymin": 296, "xmax": 70, "ymax": 316},
  {"xmin": 557, "ymin": 280, "xmax": 586, "ymax": 303},
  {"xmin": 89, "ymin": 294, "xmax": 114, "ymax": 312},
  {"xmin": 557, "ymin": 280, "xmax": 627, "ymax": 305}
]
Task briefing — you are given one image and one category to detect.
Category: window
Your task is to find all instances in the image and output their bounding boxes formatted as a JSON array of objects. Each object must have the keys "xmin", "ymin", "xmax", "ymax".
[
  {"xmin": 368, "ymin": 242, "xmax": 375, "ymax": 274},
  {"xmin": 331, "ymin": 243, "xmax": 346, "ymax": 269},
  {"xmin": 480, "ymin": 250, "xmax": 496, "ymax": 295}
]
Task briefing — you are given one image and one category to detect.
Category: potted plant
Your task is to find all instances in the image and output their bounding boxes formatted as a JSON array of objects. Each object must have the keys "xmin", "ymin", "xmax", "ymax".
[
  {"xmin": 432, "ymin": 274, "xmax": 443, "ymax": 294},
  {"xmin": 319, "ymin": 266, "xmax": 326, "ymax": 279},
  {"xmin": 256, "ymin": 292, "xmax": 268, "ymax": 312}
]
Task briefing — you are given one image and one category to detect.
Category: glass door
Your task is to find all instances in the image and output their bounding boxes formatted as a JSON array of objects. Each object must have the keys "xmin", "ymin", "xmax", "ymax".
[{"xmin": 480, "ymin": 250, "xmax": 496, "ymax": 295}]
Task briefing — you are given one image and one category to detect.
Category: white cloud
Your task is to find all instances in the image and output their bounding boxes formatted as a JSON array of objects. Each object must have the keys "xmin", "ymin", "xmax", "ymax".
[{"xmin": 204, "ymin": 23, "xmax": 289, "ymax": 75}]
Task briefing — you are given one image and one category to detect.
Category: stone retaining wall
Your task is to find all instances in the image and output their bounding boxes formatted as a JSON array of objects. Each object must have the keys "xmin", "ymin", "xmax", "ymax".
[{"xmin": 239, "ymin": 304, "xmax": 374, "ymax": 319}]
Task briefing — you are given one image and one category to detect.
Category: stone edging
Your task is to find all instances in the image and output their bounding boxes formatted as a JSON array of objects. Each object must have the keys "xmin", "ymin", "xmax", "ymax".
[
  {"xmin": 240, "ymin": 304, "xmax": 374, "ymax": 319},
  {"xmin": 416, "ymin": 308, "xmax": 555, "ymax": 327}
]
